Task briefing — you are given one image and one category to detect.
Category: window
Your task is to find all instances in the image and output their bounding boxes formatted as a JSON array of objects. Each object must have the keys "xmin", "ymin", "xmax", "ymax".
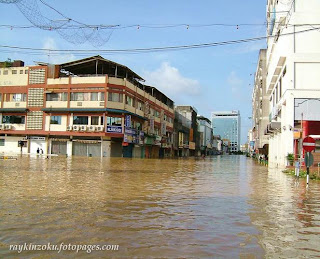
[
  {"xmin": 2, "ymin": 115, "xmax": 25, "ymax": 124},
  {"xmin": 20, "ymin": 70, "xmax": 24, "ymax": 74},
  {"xmin": 91, "ymin": 116, "xmax": 100, "ymax": 125},
  {"xmin": 138, "ymin": 101, "xmax": 144, "ymax": 111},
  {"xmin": 155, "ymin": 110, "xmax": 160, "ymax": 118},
  {"xmin": 91, "ymin": 92, "xmax": 98, "ymax": 101},
  {"xmin": 12, "ymin": 70, "xmax": 17, "ymax": 74},
  {"xmin": 0, "ymin": 139, "xmax": 4, "ymax": 146},
  {"xmin": 73, "ymin": 116, "xmax": 88, "ymax": 125},
  {"xmin": 107, "ymin": 117, "xmax": 122, "ymax": 126},
  {"xmin": 3, "ymin": 70, "xmax": 8, "ymax": 75},
  {"xmin": 125, "ymin": 96, "xmax": 135, "ymax": 107},
  {"xmin": 50, "ymin": 116, "xmax": 61, "ymax": 125},
  {"xmin": 46, "ymin": 93, "xmax": 68, "ymax": 101},
  {"xmin": 6, "ymin": 93, "xmax": 27, "ymax": 102},
  {"xmin": 90, "ymin": 92, "xmax": 104, "ymax": 101},
  {"xmin": 71, "ymin": 93, "xmax": 87, "ymax": 101},
  {"xmin": 108, "ymin": 92, "xmax": 123, "ymax": 102},
  {"xmin": 25, "ymin": 70, "xmax": 28, "ymax": 74}
]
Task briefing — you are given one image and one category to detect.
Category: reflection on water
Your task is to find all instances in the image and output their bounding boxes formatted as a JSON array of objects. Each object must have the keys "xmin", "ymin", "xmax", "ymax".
[{"xmin": 0, "ymin": 156, "xmax": 319, "ymax": 258}]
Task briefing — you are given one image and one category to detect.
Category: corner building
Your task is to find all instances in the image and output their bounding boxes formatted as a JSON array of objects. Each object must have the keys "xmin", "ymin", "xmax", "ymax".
[
  {"xmin": 0, "ymin": 56, "xmax": 174, "ymax": 158},
  {"xmin": 266, "ymin": 0, "xmax": 320, "ymax": 167}
]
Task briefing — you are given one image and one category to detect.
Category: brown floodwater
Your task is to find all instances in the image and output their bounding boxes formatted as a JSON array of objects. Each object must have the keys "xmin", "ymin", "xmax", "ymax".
[{"xmin": 0, "ymin": 155, "xmax": 319, "ymax": 258}]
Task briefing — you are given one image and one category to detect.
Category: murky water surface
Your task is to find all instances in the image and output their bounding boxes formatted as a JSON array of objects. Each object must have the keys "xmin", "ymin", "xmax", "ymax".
[{"xmin": 0, "ymin": 156, "xmax": 319, "ymax": 258}]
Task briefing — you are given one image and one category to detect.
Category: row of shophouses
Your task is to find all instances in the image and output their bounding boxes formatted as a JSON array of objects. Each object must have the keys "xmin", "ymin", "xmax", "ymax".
[
  {"xmin": 249, "ymin": 0, "xmax": 320, "ymax": 168},
  {"xmin": 0, "ymin": 56, "xmax": 221, "ymax": 158}
]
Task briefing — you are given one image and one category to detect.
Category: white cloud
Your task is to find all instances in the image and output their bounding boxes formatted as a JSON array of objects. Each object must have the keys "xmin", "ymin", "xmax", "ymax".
[
  {"xmin": 142, "ymin": 62, "xmax": 201, "ymax": 102},
  {"xmin": 41, "ymin": 37, "xmax": 75, "ymax": 64}
]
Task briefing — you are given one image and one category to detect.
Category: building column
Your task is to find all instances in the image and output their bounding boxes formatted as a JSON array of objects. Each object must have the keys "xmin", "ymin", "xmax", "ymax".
[
  {"xmin": 101, "ymin": 140, "xmax": 111, "ymax": 157},
  {"xmin": 67, "ymin": 141, "xmax": 73, "ymax": 157}
]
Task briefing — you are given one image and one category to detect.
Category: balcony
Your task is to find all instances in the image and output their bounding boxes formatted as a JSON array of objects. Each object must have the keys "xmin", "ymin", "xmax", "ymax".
[
  {"xmin": 46, "ymin": 101, "xmax": 68, "ymax": 108},
  {"xmin": 2, "ymin": 101, "xmax": 27, "ymax": 108},
  {"xmin": 264, "ymin": 122, "xmax": 281, "ymax": 135},
  {"xmin": 70, "ymin": 101, "xmax": 105, "ymax": 108}
]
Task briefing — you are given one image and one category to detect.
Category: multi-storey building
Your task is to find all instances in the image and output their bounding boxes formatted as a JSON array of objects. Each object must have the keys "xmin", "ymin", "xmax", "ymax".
[
  {"xmin": 251, "ymin": 49, "xmax": 269, "ymax": 156},
  {"xmin": 0, "ymin": 56, "xmax": 174, "ymax": 158},
  {"xmin": 197, "ymin": 116, "xmax": 213, "ymax": 155},
  {"xmin": 175, "ymin": 106, "xmax": 200, "ymax": 156},
  {"xmin": 211, "ymin": 111, "xmax": 241, "ymax": 152},
  {"xmin": 265, "ymin": 0, "xmax": 320, "ymax": 167},
  {"xmin": 173, "ymin": 111, "xmax": 191, "ymax": 157}
]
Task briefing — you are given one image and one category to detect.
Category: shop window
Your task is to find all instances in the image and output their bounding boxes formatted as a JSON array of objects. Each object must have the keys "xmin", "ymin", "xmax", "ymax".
[{"xmin": 0, "ymin": 139, "xmax": 4, "ymax": 146}]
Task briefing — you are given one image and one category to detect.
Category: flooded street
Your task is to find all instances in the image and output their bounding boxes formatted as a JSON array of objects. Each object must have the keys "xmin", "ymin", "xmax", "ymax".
[{"xmin": 0, "ymin": 155, "xmax": 319, "ymax": 258}]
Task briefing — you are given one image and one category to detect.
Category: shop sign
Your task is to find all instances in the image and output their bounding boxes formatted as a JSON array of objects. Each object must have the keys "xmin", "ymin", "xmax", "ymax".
[
  {"xmin": 161, "ymin": 122, "xmax": 166, "ymax": 136},
  {"xmin": 125, "ymin": 115, "xmax": 131, "ymax": 128},
  {"xmin": 125, "ymin": 127, "xmax": 136, "ymax": 135},
  {"xmin": 139, "ymin": 131, "xmax": 145, "ymax": 145},
  {"xmin": 189, "ymin": 141, "xmax": 196, "ymax": 150},
  {"xmin": 106, "ymin": 125, "xmax": 123, "ymax": 133},
  {"xmin": 30, "ymin": 136, "xmax": 45, "ymax": 141},
  {"xmin": 149, "ymin": 118, "xmax": 154, "ymax": 134}
]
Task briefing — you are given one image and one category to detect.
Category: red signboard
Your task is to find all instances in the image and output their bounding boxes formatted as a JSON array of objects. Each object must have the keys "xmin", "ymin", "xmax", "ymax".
[{"xmin": 303, "ymin": 136, "xmax": 316, "ymax": 152}]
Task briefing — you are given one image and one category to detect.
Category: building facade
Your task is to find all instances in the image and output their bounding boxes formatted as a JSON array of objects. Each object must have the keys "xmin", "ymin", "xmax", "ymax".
[
  {"xmin": 0, "ymin": 56, "xmax": 175, "ymax": 158},
  {"xmin": 266, "ymin": 0, "xmax": 320, "ymax": 168},
  {"xmin": 251, "ymin": 49, "xmax": 269, "ymax": 156},
  {"xmin": 197, "ymin": 116, "xmax": 213, "ymax": 155},
  {"xmin": 175, "ymin": 106, "xmax": 200, "ymax": 156},
  {"xmin": 211, "ymin": 110, "xmax": 241, "ymax": 152}
]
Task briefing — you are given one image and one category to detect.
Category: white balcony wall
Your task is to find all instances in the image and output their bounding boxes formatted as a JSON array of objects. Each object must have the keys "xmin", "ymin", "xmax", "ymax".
[
  {"xmin": 107, "ymin": 101, "xmax": 125, "ymax": 110},
  {"xmin": 70, "ymin": 101, "xmax": 104, "ymax": 108},
  {"xmin": 47, "ymin": 78, "xmax": 69, "ymax": 85},
  {"xmin": 3, "ymin": 102, "xmax": 27, "ymax": 108},
  {"xmin": 46, "ymin": 101, "xmax": 68, "ymax": 108},
  {"xmin": 108, "ymin": 77, "xmax": 125, "ymax": 85},
  {"xmin": 71, "ymin": 76, "xmax": 105, "ymax": 84},
  {"xmin": 45, "ymin": 115, "xmax": 68, "ymax": 131}
]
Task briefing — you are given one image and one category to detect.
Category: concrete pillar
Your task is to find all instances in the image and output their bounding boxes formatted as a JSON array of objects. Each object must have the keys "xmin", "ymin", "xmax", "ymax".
[
  {"xmin": 67, "ymin": 141, "xmax": 73, "ymax": 157},
  {"xmin": 101, "ymin": 140, "xmax": 111, "ymax": 157}
]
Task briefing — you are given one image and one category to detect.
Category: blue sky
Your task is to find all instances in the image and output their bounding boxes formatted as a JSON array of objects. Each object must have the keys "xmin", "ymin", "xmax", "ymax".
[{"xmin": 0, "ymin": 0, "xmax": 267, "ymax": 144}]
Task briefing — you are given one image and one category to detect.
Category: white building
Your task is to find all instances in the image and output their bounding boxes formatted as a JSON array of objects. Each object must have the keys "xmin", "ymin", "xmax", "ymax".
[
  {"xmin": 211, "ymin": 111, "xmax": 241, "ymax": 152},
  {"xmin": 252, "ymin": 49, "xmax": 269, "ymax": 156},
  {"xmin": 266, "ymin": 0, "xmax": 320, "ymax": 168}
]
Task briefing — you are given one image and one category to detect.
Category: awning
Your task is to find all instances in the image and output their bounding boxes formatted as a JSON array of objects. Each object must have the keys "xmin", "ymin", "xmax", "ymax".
[
  {"xmin": 0, "ymin": 108, "xmax": 28, "ymax": 113},
  {"xmin": 42, "ymin": 108, "xmax": 148, "ymax": 120}
]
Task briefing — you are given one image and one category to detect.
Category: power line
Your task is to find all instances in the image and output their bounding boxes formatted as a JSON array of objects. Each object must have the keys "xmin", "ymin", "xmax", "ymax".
[{"xmin": 0, "ymin": 26, "xmax": 318, "ymax": 55}]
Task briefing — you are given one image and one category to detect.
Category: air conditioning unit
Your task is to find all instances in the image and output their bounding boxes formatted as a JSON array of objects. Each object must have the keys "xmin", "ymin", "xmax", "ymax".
[
  {"xmin": 4, "ymin": 124, "xmax": 12, "ymax": 130},
  {"xmin": 73, "ymin": 125, "xmax": 79, "ymax": 131},
  {"xmin": 80, "ymin": 125, "xmax": 87, "ymax": 132},
  {"xmin": 99, "ymin": 102, "xmax": 104, "ymax": 106},
  {"xmin": 77, "ymin": 102, "xmax": 82, "ymax": 107},
  {"xmin": 66, "ymin": 125, "xmax": 73, "ymax": 131},
  {"xmin": 95, "ymin": 126, "xmax": 104, "ymax": 132},
  {"xmin": 88, "ymin": 125, "xmax": 95, "ymax": 132},
  {"xmin": 15, "ymin": 102, "xmax": 20, "ymax": 107}
]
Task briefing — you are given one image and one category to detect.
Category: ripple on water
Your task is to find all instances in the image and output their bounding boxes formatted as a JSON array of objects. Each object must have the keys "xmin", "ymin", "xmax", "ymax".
[{"xmin": 0, "ymin": 156, "xmax": 319, "ymax": 258}]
